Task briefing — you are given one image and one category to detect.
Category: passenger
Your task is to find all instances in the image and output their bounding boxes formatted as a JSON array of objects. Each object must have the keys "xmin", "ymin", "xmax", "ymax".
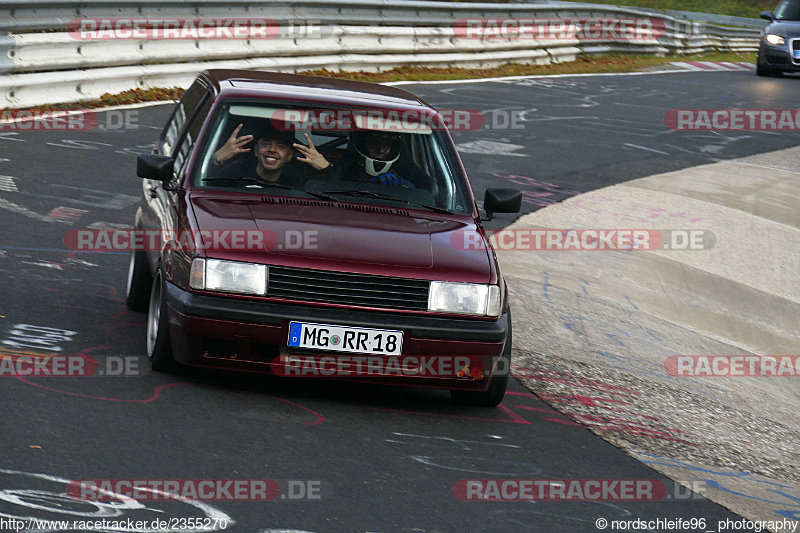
[{"xmin": 210, "ymin": 124, "xmax": 328, "ymax": 186}]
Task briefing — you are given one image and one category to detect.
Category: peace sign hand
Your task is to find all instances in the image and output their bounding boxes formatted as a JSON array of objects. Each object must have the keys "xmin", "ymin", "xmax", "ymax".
[
  {"xmin": 294, "ymin": 133, "xmax": 331, "ymax": 171},
  {"xmin": 214, "ymin": 124, "xmax": 253, "ymax": 163}
]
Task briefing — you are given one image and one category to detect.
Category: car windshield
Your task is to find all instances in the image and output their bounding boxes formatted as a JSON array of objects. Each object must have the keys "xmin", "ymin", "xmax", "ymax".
[
  {"xmin": 193, "ymin": 102, "xmax": 472, "ymax": 214},
  {"xmin": 774, "ymin": 0, "xmax": 800, "ymax": 20}
]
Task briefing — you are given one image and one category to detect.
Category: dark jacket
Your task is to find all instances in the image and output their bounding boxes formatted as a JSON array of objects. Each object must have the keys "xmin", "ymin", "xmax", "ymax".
[{"xmin": 207, "ymin": 155, "xmax": 308, "ymax": 187}]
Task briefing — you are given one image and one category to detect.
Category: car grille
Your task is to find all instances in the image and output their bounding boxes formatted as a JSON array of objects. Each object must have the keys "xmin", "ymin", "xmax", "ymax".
[{"xmin": 267, "ymin": 265, "xmax": 430, "ymax": 311}]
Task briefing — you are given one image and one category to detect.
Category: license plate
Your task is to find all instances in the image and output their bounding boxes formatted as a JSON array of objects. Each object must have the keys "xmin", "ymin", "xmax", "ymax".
[
  {"xmin": 287, "ymin": 321, "xmax": 403, "ymax": 356},
  {"xmin": 794, "ymin": 50, "xmax": 800, "ymax": 59}
]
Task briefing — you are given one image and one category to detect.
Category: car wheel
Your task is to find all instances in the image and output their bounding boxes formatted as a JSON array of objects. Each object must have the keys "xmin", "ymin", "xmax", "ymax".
[
  {"xmin": 147, "ymin": 266, "xmax": 178, "ymax": 372},
  {"xmin": 126, "ymin": 250, "xmax": 152, "ymax": 311},
  {"xmin": 756, "ymin": 63, "xmax": 776, "ymax": 77},
  {"xmin": 450, "ymin": 310, "xmax": 512, "ymax": 407}
]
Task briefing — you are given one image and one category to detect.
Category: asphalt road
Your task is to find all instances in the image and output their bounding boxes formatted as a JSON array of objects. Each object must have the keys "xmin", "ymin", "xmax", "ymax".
[{"xmin": 0, "ymin": 69, "xmax": 796, "ymax": 532}]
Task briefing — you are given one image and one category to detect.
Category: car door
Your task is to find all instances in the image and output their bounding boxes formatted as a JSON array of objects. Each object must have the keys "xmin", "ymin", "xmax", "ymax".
[{"xmin": 140, "ymin": 80, "xmax": 214, "ymax": 273}]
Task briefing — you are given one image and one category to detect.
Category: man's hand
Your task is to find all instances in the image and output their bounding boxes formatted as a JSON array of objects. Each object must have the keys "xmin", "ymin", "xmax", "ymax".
[
  {"xmin": 214, "ymin": 124, "xmax": 253, "ymax": 163},
  {"xmin": 294, "ymin": 133, "xmax": 331, "ymax": 170}
]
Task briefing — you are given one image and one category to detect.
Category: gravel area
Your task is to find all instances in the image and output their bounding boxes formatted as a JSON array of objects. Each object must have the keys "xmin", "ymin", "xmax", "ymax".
[{"xmin": 512, "ymin": 349, "xmax": 800, "ymax": 485}]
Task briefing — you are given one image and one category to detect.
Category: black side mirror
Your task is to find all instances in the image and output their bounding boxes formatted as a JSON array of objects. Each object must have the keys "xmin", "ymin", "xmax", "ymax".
[
  {"xmin": 137, "ymin": 154, "xmax": 174, "ymax": 183},
  {"xmin": 760, "ymin": 10, "xmax": 774, "ymax": 21},
  {"xmin": 483, "ymin": 188, "xmax": 522, "ymax": 221}
]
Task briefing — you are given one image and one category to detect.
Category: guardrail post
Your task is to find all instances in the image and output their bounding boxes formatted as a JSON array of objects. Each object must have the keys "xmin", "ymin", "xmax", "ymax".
[{"xmin": 0, "ymin": 34, "xmax": 15, "ymax": 74}]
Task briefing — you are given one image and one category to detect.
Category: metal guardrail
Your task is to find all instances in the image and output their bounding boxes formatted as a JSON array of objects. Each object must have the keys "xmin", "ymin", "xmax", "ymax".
[
  {"xmin": 0, "ymin": 0, "xmax": 678, "ymax": 32},
  {"xmin": 0, "ymin": 0, "xmax": 760, "ymax": 109},
  {"xmin": 512, "ymin": 1, "xmax": 768, "ymax": 28},
  {"xmin": 510, "ymin": 0, "xmax": 768, "ymax": 29},
  {"xmin": 664, "ymin": 10, "xmax": 767, "ymax": 29},
  {"xmin": 10, "ymin": 22, "xmax": 718, "ymax": 75}
]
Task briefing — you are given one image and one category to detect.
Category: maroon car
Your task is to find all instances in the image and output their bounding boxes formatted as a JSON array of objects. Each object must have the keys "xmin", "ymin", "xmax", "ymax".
[{"xmin": 127, "ymin": 70, "xmax": 521, "ymax": 406}]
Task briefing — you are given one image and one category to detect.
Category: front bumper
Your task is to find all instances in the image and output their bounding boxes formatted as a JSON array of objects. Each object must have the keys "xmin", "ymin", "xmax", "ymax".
[
  {"xmin": 165, "ymin": 281, "xmax": 509, "ymax": 390},
  {"xmin": 759, "ymin": 42, "xmax": 800, "ymax": 71}
]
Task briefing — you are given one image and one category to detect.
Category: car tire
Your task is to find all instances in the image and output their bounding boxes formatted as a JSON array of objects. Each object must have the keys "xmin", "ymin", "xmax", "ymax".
[
  {"xmin": 147, "ymin": 266, "xmax": 178, "ymax": 372},
  {"xmin": 450, "ymin": 310, "xmax": 512, "ymax": 407},
  {"xmin": 126, "ymin": 250, "xmax": 152, "ymax": 311},
  {"xmin": 756, "ymin": 63, "xmax": 776, "ymax": 77}
]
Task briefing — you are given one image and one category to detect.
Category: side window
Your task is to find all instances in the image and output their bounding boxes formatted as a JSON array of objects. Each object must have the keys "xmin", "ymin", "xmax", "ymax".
[
  {"xmin": 162, "ymin": 81, "xmax": 208, "ymax": 157},
  {"xmin": 173, "ymin": 97, "xmax": 213, "ymax": 182}
]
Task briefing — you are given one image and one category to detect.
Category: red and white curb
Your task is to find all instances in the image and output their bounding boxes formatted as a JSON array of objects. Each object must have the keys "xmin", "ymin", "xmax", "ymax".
[{"xmin": 670, "ymin": 61, "xmax": 755, "ymax": 71}]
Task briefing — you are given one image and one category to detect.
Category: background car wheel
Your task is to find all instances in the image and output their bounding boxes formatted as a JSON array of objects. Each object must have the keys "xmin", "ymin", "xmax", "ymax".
[
  {"xmin": 147, "ymin": 267, "xmax": 178, "ymax": 372},
  {"xmin": 126, "ymin": 250, "xmax": 152, "ymax": 311},
  {"xmin": 450, "ymin": 310, "xmax": 512, "ymax": 407}
]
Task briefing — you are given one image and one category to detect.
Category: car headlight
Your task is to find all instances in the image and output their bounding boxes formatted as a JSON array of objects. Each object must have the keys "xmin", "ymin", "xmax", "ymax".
[
  {"xmin": 766, "ymin": 34, "xmax": 785, "ymax": 45},
  {"xmin": 190, "ymin": 258, "xmax": 267, "ymax": 296},
  {"xmin": 428, "ymin": 281, "xmax": 501, "ymax": 317}
]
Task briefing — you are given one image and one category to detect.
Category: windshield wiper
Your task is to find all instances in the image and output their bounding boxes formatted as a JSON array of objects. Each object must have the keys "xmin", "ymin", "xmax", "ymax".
[
  {"xmin": 204, "ymin": 177, "xmax": 337, "ymax": 201},
  {"xmin": 322, "ymin": 189, "xmax": 395, "ymax": 200},
  {"xmin": 321, "ymin": 189, "xmax": 452, "ymax": 214},
  {"xmin": 205, "ymin": 176, "xmax": 271, "ymax": 186}
]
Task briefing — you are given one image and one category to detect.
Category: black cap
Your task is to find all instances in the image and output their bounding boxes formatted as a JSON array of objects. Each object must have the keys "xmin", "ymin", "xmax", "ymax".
[{"xmin": 256, "ymin": 124, "xmax": 298, "ymax": 146}]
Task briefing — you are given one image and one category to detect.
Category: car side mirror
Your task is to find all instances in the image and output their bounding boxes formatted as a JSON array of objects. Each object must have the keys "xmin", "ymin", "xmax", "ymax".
[
  {"xmin": 760, "ymin": 10, "xmax": 774, "ymax": 21},
  {"xmin": 483, "ymin": 188, "xmax": 522, "ymax": 221},
  {"xmin": 137, "ymin": 154, "xmax": 176, "ymax": 188}
]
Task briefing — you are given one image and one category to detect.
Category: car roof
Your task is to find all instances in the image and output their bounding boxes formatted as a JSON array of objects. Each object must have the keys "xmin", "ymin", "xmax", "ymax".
[{"xmin": 201, "ymin": 70, "xmax": 431, "ymax": 109}]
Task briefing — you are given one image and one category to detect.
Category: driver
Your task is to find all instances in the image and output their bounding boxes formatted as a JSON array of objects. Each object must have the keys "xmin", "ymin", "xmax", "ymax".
[{"xmin": 312, "ymin": 130, "xmax": 433, "ymax": 191}]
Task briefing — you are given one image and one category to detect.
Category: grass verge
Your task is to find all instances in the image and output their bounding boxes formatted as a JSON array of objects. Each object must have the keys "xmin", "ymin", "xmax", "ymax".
[
  {"xmin": 554, "ymin": 0, "xmax": 774, "ymax": 19},
  {"xmin": 445, "ymin": 0, "xmax": 774, "ymax": 19}
]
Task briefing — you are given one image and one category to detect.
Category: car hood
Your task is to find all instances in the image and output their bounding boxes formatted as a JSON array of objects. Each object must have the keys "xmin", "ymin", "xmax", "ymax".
[
  {"xmin": 189, "ymin": 196, "xmax": 493, "ymax": 283},
  {"xmin": 766, "ymin": 20, "xmax": 800, "ymax": 34}
]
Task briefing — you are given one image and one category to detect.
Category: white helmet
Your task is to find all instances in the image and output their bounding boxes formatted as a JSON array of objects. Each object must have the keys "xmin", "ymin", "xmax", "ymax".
[{"xmin": 351, "ymin": 131, "xmax": 401, "ymax": 177}]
